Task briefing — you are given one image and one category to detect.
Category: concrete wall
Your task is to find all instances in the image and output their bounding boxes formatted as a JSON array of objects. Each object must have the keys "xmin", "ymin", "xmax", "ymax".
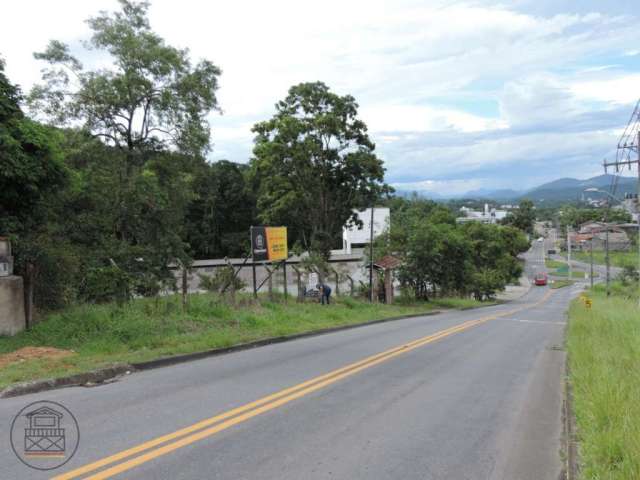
[
  {"xmin": 0, "ymin": 276, "xmax": 26, "ymax": 336},
  {"xmin": 180, "ymin": 259, "xmax": 370, "ymax": 298}
]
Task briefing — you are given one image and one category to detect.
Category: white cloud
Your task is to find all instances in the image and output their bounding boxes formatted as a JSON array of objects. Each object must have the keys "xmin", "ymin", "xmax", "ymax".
[
  {"xmin": 570, "ymin": 74, "xmax": 640, "ymax": 105},
  {"xmin": 393, "ymin": 178, "xmax": 484, "ymax": 196},
  {"xmin": 1, "ymin": 0, "xmax": 638, "ymax": 191},
  {"xmin": 361, "ymin": 104, "xmax": 506, "ymax": 133}
]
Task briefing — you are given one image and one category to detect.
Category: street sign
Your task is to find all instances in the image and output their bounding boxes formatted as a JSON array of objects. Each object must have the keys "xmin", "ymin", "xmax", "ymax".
[{"xmin": 250, "ymin": 226, "xmax": 288, "ymax": 262}]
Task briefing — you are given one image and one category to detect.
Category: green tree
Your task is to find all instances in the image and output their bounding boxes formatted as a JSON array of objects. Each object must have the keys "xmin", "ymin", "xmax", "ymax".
[
  {"xmin": 251, "ymin": 81, "xmax": 391, "ymax": 258},
  {"xmin": 558, "ymin": 205, "xmax": 631, "ymax": 232},
  {"xmin": 462, "ymin": 222, "xmax": 527, "ymax": 300},
  {"xmin": 0, "ymin": 58, "xmax": 67, "ymax": 235},
  {"xmin": 185, "ymin": 160, "xmax": 257, "ymax": 259},
  {"xmin": 51, "ymin": 131, "xmax": 199, "ymax": 301},
  {"xmin": 0, "ymin": 58, "xmax": 73, "ymax": 312},
  {"xmin": 30, "ymin": 0, "xmax": 221, "ymax": 159},
  {"xmin": 502, "ymin": 199, "xmax": 536, "ymax": 235},
  {"xmin": 398, "ymin": 221, "xmax": 472, "ymax": 300},
  {"xmin": 27, "ymin": 0, "xmax": 223, "ymax": 301}
]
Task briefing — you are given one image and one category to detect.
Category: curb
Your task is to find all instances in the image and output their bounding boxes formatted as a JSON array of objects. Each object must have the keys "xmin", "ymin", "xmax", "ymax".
[{"xmin": 0, "ymin": 365, "xmax": 131, "ymax": 399}]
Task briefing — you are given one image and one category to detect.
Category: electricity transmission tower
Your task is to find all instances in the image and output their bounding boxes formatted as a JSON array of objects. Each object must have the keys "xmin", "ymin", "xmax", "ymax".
[{"xmin": 603, "ymin": 98, "xmax": 640, "ymax": 306}]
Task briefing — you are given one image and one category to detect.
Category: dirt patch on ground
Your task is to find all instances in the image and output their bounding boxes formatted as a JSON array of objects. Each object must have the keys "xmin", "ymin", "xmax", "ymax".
[{"xmin": 0, "ymin": 347, "xmax": 75, "ymax": 369}]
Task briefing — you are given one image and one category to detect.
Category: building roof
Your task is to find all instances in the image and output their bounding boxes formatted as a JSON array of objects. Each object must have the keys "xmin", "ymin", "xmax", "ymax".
[
  {"xmin": 571, "ymin": 233, "xmax": 593, "ymax": 243},
  {"xmin": 373, "ymin": 255, "xmax": 403, "ymax": 270}
]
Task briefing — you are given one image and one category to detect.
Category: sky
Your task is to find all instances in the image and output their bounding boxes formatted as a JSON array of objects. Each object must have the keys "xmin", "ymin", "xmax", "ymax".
[{"xmin": 2, "ymin": 0, "xmax": 639, "ymax": 197}]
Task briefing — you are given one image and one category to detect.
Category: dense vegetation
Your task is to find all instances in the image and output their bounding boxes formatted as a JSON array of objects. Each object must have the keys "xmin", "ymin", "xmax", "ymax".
[
  {"xmin": 558, "ymin": 205, "xmax": 632, "ymax": 231},
  {"xmin": 375, "ymin": 197, "xmax": 530, "ymax": 300}
]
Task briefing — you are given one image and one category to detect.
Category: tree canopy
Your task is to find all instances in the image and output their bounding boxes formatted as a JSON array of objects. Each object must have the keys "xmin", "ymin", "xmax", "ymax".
[
  {"xmin": 251, "ymin": 81, "xmax": 391, "ymax": 257},
  {"xmin": 558, "ymin": 205, "xmax": 632, "ymax": 232},
  {"xmin": 501, "ymin": 199, "xmax": 536, "ymax": 235},
  {"xmin": 29, "ymin": 0, "xmax": 221, "ymax": 158},
  {"xmin": 0, "ymin": 58, "xmax": 67, "ymax": 235},
  {"xmin": 375, "ymin": 197, "xmax": 529, "ymax": 300}
]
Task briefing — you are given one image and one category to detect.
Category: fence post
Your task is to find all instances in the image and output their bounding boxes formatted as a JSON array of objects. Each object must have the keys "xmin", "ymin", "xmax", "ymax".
[
  {"xmin": 283, "ymin": 261, "xmax": 288, "ymax": 303},
  {"xmin": 181, "ymin": 265, "xmax": 188, "ymax": 312}
]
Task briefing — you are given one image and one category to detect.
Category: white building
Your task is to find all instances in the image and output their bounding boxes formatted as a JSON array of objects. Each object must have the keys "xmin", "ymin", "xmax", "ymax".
[
  {"xmin": 339, "ymin": 207, "xmax": 390, "ymax": 254},
  {"xmin": 456, "ymin": 204, "xmax": 508, "ymax": 224}
]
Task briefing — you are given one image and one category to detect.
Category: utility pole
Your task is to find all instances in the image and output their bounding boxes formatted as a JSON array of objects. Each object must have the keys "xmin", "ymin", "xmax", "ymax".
[
  {"xmin": 605, "ymin": 227, "xmax": 611, "ymax": 296},
  {"xmin": 567, "ymin": 230, "xmax": 572, "ymax": 281},
  {"xmin": 369, "ymin": 207, "xmax": 375, "ymax": 303},
  {"xmin": 590, "ymin": 237, "xmax": 594, "ymax": 289},
  {"xmin": 603, "ymin": 100, "xmax": 640, "ymax": 306}
]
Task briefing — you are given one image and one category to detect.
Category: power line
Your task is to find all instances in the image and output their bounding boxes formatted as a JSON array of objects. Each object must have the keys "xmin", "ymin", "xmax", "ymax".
[{"xmin": 602, "ymin": 98, "xmax": 640, "ymax": 306}]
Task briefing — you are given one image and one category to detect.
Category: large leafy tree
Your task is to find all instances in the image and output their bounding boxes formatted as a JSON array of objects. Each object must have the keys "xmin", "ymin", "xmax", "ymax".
[
  {"xmin": 502, "ymin": 199, "xmax": 536, "ymax": 235},
  {"xmin": 374, "ymin": 196, "xmax": 529, "ymax": 301},
  {"xmin": 0, "ymin": 58, "xmax": 72, "ymax": 312},
  {"xmin": 558, "ymin": 205, "xmax": 631, "ymax": 232},
  {"xmin": 29, "ymin": 0, "xmax": 221, "ymax": 160},
  {"xmin": 251, "ymin": 82, "xmax": 391, "ymax": 257},
  {"xmin": 0, "ymin": 58, "xmax": 67, "ymax": 234},
  {"xmin": 399, "ymin": 221, "xmax": 472, "ymax": 300},
  {"xmin": 26, "ymin": 0, "xmax": 222, "ymax": 300},
  {"xmin": 462, "ymin": 222, "xmax": 527, "ymax": 300},
  {"xmin": 185, "ymin": 160, "xmax": 257, "ymax": 259}
]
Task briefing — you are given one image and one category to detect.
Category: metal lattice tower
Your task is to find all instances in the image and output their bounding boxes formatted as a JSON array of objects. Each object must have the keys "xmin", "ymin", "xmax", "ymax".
[{"xmin": 602, "ymin": 98, "xmax": 640, "ymax": 306}]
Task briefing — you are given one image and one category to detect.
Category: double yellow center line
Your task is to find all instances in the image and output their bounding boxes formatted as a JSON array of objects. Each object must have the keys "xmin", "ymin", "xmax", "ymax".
[{"xmin": 53, "ymin": 290, "xmax": 553, "ymax": 480}]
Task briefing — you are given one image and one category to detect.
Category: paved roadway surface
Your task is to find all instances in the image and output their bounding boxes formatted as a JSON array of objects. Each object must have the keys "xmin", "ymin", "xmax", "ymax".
[{"xmin": 0, "ymin": 241, "xmax": 584, "ymax": 480}]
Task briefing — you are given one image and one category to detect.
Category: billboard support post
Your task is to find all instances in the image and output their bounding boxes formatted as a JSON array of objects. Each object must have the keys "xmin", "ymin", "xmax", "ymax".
[
  {"xmin": 282, "ymin": 261, "xmax": 288, "ymax": 303},
  {"xmin": 252, "ymin": 262, "xmax": 257, "ymax": 299}
]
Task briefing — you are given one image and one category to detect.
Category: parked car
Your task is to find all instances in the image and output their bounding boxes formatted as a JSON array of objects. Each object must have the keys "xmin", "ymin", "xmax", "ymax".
[{"xmin": 534, "ymin": 272, "xmax": 548, "ymax": 286}]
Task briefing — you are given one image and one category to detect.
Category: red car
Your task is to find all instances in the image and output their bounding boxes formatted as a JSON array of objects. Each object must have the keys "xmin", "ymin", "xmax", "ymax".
[{"xmin": 534, "ymin": 272, "xmax": 548, "ymax": 286}]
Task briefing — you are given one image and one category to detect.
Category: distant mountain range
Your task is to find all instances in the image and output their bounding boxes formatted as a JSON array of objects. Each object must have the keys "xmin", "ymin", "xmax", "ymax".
[
  {"xmin": 495, "ymin": 174, "xmax": 636, "ymax": 204},
  {"xmin": 397, "ymin": 174, "xmax": 638, "ymax": 204}
]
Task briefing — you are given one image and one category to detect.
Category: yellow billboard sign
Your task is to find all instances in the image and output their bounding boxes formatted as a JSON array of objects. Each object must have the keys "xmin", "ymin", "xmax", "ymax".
[
  {"xmin": 251, "ymin": 226, "xmax": 288, "ymax": 262},
  {"xmin": 266, "ymin": 227, "xmax": 288, "ymax": 261}
]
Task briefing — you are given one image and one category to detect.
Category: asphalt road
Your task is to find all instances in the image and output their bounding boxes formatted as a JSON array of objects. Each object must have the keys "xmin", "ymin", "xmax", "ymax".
[{"xmin": 0, "ymin": 241, "xmax": 582, "ymax": 480}]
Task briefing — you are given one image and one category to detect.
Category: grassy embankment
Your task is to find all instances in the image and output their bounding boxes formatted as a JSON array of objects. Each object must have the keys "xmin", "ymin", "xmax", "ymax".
[
  {"xmin": 550, "ymin": 279, "xmax": 575, "ymax": 289},
  {"xmin": 0, "ymin": 293, "xmax": 486, "ymax": 390},
  {"xmin": 570, "ymin": 250, "xmax": 638, "ymax": 269},
  {"xmin": 567, "ymin": 283, "xmax": 640, "ymax": 479},
  {"xmin": 545, "ymin": 258, "xmax": 593, "ymax": 279}
]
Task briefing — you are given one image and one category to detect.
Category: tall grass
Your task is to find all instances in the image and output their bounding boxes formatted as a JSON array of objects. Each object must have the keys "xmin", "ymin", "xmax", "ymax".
[
  {"xmin": 571, "ymin": 251, "xmax": 638, "ymax": 269},
  {"xmin": 567, "ymin": 283, "xmax": 640, "ymax": 479},
  {"xmin": 0, "ymin": 293, "xmax": 486, "ymax": 389}
]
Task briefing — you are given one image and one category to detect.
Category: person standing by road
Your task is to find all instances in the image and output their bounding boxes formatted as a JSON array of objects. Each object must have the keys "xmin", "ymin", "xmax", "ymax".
[{"xmin": 317, "ymin": 283, "xmax": 332, "ymax": 305}]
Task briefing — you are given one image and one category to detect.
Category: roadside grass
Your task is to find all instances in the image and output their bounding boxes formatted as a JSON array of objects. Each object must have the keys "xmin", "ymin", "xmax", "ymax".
[
  {"xmin": 550, "ymin": 279, "xmax": 574, "ymax": 289},
  {"xmin": 567, "ymin": 282, "xmax": 640, "ymax": 479},
  {"xmin": 0, "ymin": 293, "xmax": 488, "ymax": 390},
  {"xmin": 569, "ymin": 251, "xmax": 638, "ymax": 269},
  {"xmin": 552, "ymin": 270, "xmax": 590, "ymax": 279},
  {"xmin": 545, "ymin": 258, "xmax": 595, "ymax": 279},
  {"xmin": 545, "ymin": 258, "xmax": 567, "ymax": 270}
]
